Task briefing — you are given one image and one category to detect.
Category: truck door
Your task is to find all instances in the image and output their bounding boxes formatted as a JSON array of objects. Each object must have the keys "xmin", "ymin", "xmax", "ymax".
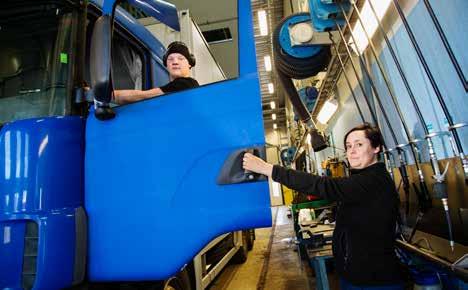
[{"xmin": 85, "ymin": 0, "xmax": 271, "ymax": 281}]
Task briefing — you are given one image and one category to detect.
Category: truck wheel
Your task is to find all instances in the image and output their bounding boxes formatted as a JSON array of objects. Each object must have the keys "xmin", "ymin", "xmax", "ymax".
[
  {"xmin": 153, "ymin": 267, "xmax": 192, "ymax": 290},
  {"xmin": 231, "ymin": 232, "xmax": 248, "ymax": 264},
  {"xmin": 246, "ymin": 229, "xmax": 255, "ymax": 251}
]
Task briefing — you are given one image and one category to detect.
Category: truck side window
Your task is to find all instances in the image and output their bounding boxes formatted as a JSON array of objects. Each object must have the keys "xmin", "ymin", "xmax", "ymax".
[
  {"xmin": 111, "ymin": 36, "xmax": 144, "ymax": 91},
  {"xmin": 133, "ymin": 0, "xmax": 239, "ymax": 86}
]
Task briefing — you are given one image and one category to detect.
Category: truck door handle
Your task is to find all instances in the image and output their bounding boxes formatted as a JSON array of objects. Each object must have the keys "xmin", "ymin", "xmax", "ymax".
[
  {"xmin": 244, "ymin": 148, "xmax": 260, "ymax": 181},
  {"xmin": 217, "ymin": 146, "xmax": 267, "ymax": 185}
]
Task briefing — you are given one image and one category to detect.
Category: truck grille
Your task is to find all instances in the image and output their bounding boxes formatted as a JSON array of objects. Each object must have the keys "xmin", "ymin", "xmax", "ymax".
[{"xmin": 22, "ymin": 221, "xmax": 38, "ymax": 290}]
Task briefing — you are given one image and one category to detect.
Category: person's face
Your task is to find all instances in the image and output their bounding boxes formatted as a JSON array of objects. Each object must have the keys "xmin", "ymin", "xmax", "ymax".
[
  {"xmin": 166, "ymin": 53, "xmax": 191, "ymax": 79},
  {"xmin": 345, "ymin": 130, "xmax": 380, "ymax": 169}
]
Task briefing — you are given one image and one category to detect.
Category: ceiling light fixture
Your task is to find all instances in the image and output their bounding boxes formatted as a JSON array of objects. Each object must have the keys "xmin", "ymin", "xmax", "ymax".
[
  {"xmin": 273, "ymin": 123, "xmax": 277, "ymax": 130},
  {"xmin": 270, "ymin": 101, "xmax": 276, "ymax": 109},
  {"xmin": 317, "ymin": 98, "xmax": 338, "ymax": 124},
  {"xmin": 264, "ymin": 55, "xmax": 272, "ymax": 71},
  {"xmin": 268, "ymin": 83, "xmax": 274, "ymax": 94},
  {"xmin": 258, "ymin": 10, "xmax": 268, "ymax": 36},
  {"xmin": 272, "ymin": 113, "xmax": 277, "ymax": 120}
]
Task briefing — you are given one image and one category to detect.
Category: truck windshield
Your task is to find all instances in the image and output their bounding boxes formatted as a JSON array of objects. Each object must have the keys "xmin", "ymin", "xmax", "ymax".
[{"xmin": 0, "ymin": 3, "xmax": 78, "ymax": 124}]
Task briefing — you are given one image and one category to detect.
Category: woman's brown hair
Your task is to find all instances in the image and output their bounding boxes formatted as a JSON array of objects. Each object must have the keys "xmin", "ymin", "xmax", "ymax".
[{"xmin": 344, "ymin": 123, "xmax": 385, "ymax": 152}]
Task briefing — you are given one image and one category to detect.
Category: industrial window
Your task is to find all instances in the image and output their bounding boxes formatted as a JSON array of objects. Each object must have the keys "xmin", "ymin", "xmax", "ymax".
[{"xmin": 202, "ymin": 28, "xmax": 233, "ymax": 44}]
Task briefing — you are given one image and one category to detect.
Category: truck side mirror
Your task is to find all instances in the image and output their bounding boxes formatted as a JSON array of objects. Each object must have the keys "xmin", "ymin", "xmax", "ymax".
[{"xmin": 90, "ymin": 15, "xmax": 115, "ymax": 120}]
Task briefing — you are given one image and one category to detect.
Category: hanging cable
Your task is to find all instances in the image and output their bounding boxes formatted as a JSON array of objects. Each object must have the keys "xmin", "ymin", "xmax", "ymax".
[
  {"xmin": 391, "ymin": 0, "xmax": 467, "ymax": 183},
  {"xmin": 334, "ymin": 12, "xmax": 414, "ymax": 228},
  {"xmin": 332, "ymin": 23, "xmax": 401, "ymax": 179},
  {"xmin": 330, "ymin": 28, "xmax": 405, "ymax": 239},
  {"xmin": 366, "ymin": 0, "xmax": 435, "ymax": 243},
  {"xmin": 391, "ymin": 0, "xmax": 461, "ymax": 251},
  {"xmin": 334, "ymin": 55, "xmax": 365, "ymax": 124},
  {"xmin": 343, "ymin": 0, "xmax": 433, "ymax": 243},
  {"xmin": 330, "ymin": 35, "xmax": 394, "ymax": 180},
  {"xmin": 421, "ymin": 0, "xmax": 467, "ymax": 91}
]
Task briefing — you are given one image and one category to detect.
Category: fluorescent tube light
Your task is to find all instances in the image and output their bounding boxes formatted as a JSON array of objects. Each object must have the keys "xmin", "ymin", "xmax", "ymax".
[
  {"xmin": 270, "ymin": 101, "xmax": 276, "ymax": 109},
  {"xmin": 258, "ymin": 10, "xmax": 268, "ymax": 36},
  {"xmin": 272, "ymin": 181, "xmax": 281, "ymax": 197},
  {"xmin": 264, "ymin": 55, "xmax": 272, "ymax": 71},
  {"xmin": 273, "ymin": 123, "xmax": 278, "ymax": 130},
  {"xmin": 317, "ymin": 98, "xmax": 338, "ymax": 124},
  {"xmin": 272, "ymin": 113, "xmax": 277, "ymax": 120},
  {"xmin": 350, "ymin": 0, "xmax": 392, "ymax": 55},
  {"xmin": 268, "ymin": 83, "xmax": 274, "ymax": 94}
]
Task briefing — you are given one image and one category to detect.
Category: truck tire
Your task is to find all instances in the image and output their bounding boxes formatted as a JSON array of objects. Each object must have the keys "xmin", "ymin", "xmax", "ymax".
[
  {"xmin": 231, "ymin": 232, "xmax": 248, "ymax": 264},
  {"xmin": 246, "ymin": 229, "xmax": 255, "ymax": 251},
  {"xmin": 153, "ymin": 267, "xmax": 192, "ymax": 290}
]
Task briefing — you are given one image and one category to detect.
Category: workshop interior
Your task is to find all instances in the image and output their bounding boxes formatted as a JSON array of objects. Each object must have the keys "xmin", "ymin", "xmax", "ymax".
[{"xmin": 0, "ymin": 0, "xmax": 467, "ymax": 289}]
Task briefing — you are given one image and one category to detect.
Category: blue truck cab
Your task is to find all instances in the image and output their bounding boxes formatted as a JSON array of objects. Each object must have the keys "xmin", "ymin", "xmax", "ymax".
[{"xmin": 0, "ymin": 1, "xmax": 271, "ymax": 289}]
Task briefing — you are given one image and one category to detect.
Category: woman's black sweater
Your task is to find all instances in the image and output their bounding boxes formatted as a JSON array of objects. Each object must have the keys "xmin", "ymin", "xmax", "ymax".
[{"xmin": 272, "ymin": 162, "xmax": 403, "ymax": 285}]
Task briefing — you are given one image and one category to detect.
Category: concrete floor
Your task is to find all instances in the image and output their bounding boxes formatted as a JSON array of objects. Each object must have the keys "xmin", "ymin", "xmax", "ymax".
[{"xmin": 207, "ymin": 206, "xmax": 339, "ymax": 290}]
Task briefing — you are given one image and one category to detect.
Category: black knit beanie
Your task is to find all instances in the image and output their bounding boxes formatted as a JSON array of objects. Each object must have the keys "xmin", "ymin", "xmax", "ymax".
[{"xmin": 163, "ymin": 41, "xmax": 196, "ymax": 67}]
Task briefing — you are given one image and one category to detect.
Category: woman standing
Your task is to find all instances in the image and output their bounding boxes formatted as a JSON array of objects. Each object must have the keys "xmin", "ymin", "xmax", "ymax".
[{"xmin": 243, "ymin": 123, "xmax": 404, "ymax": 289}]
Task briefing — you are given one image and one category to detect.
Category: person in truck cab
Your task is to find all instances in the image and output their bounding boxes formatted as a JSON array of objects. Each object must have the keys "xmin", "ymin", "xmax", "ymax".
[
  {"xmin": 243, "ymin": 123, "xmax": 404, "ymax": 290},
  {"xmin": 113, "ymin": 41, "xmax": 199, "ymax": 104}
]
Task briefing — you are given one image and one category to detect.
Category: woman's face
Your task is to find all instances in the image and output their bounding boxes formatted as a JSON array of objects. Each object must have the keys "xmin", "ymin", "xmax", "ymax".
[{"xmin": 345, "ymin": 130, "xmax": 380, "ymax": 169}]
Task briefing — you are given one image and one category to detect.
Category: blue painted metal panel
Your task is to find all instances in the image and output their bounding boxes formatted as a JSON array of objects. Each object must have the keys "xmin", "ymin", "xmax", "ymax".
[
  {"xmin": 127, "ymin": 0, "xmax": 180, "ymax": 31},
  {"xmin": 308, "ymin": 0, "xmax": 349, "ymax": 20},
  {"xmin": 0, "ymin": 221, "xmax": 25, "ymax": 290},
  {"xmin": 308, "ymin": 0, "xmax": 347, "ymax": 31},
  {"xmin": 86, "ymin": 1, "xmax": 270, "ymax": 280},
  {"xmin": 98, "ymin": 0, "xmax": 116, "ymax": 15},
  {"xmin": 85, "ymin": 77, "xmax": 271, "ymax": 280},
  {"xmin": 0, "ymin": 117, "xmax": 85, "ymax": 290},
  {"xmin": 239, "ymin": 0, "xmax": 259, "ymax": 77},
  {"xmin": 94, "ymin": 0, "xmax": 180, "ymax": 31}
]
